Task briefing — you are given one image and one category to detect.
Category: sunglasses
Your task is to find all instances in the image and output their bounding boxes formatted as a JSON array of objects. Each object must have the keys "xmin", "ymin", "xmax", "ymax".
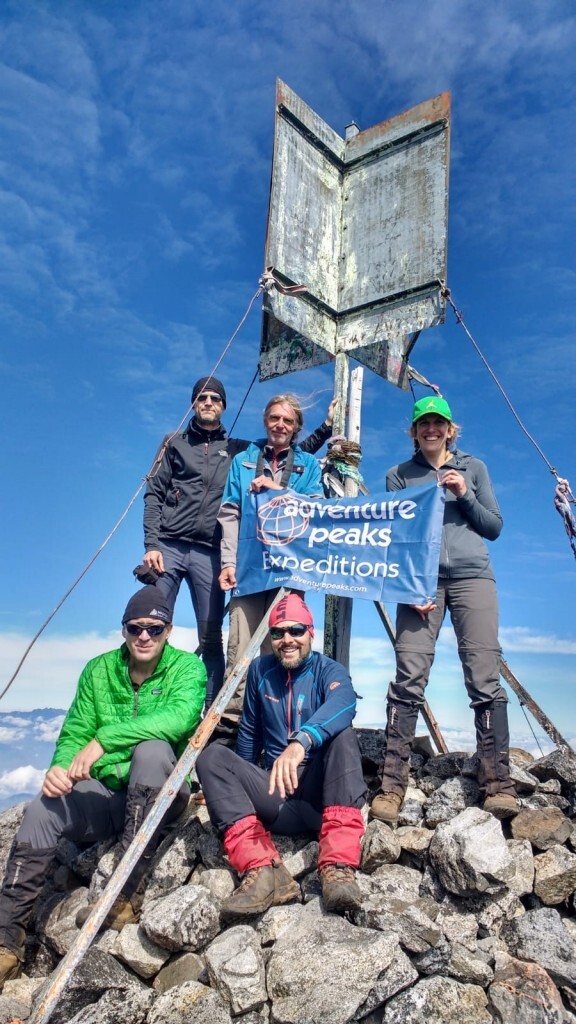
[
  {"xmin": 124, "ymin": 622, "xmax": 167, "ymax": 637},
  {"xmin": 269, "ymin": 624, "xmax": 310, "ymax": 640},
  {"xmin": 197, "ymin": 393, "xmax": 223, "ymax": 404}
]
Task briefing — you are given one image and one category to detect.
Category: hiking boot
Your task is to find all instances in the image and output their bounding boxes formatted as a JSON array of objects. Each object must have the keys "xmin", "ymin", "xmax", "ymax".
[
  {"xmin": 370, "ymin": 792, "xmax": 403, "ymax": 824},
  {"xmin": 320, "ymin": 865, "xmax": 362, "ymax": 914},
  {"xmin": 75, "ymin": 895, "xmax": 140, "ymax": 932},
  {"xmin": 0, "ymin": 946, "xmax": 21, "ymax": 992},
  {"xmin": 220, "ymin": 861, "xmax": 300, "ymax": 921},
  {"xmin": 483, "ymin": 793, "xmax": 519, "ymax": 820}
]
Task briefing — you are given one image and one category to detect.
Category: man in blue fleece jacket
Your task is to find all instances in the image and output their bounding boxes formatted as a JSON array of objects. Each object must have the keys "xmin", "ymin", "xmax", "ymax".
[{"xmin": 197, "ymin": 594, "xmax": 366, "ymax": 920}]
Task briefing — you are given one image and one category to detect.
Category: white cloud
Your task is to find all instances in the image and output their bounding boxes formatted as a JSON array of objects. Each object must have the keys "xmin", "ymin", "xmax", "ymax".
[
  {"xmin": 0, "ymin": 765, "xmax": 45, "ymax": 799},
  {"xmin": 0, "ymin": 726, "xmax": 27, "ymax": 743}
]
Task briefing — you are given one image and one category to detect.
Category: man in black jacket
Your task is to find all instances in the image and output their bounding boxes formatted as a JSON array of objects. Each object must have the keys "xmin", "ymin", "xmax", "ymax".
[{"xmin": 142, "ymin": 376, "xmax": 333, "ymax": 705}]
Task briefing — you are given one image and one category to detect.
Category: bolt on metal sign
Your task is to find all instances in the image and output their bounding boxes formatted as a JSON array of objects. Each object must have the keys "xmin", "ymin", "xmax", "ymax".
[{"xmin": 260, "ymin": 81, "xmax": 450, "ymax": 389}]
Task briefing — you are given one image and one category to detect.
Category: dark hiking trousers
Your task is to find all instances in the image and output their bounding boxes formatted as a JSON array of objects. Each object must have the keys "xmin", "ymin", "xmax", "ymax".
[
  {"xmin": 0, "ymin": 740, "xmax": 189, "ymax": 955},
  {"xmin": 196, "ymin": 728, "xmax": 366, "ymax": 835},
  {"xmin": 153, "ymin": 539, "xmax": 225, "ymax": 705}
]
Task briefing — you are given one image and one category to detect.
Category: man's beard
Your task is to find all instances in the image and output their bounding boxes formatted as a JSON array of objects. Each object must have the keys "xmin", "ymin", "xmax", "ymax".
[{"xmin": 275, "ymin": 649, "xmax": 307, "ymax": 670}]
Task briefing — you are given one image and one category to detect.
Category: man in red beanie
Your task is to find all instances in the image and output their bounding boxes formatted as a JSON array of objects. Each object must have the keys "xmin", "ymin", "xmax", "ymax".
[{"xmin": 196, "ymin": 594, "xmax": 366, "ymax": 919}]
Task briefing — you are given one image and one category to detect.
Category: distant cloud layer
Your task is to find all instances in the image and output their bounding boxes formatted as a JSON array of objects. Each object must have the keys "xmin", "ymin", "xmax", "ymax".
[{"xmin": 0, "ymin": 765, "xmax": 45, "ymax": 799}]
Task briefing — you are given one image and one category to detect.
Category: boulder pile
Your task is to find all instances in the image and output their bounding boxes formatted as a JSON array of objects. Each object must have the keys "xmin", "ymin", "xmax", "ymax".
[{"xmin": 0, "ymin": 732, "xmax": 575, "ymax": 1024}]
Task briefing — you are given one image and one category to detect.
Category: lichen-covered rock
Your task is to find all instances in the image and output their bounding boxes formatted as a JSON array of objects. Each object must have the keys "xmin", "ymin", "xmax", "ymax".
[
  {"xmin": 31, "ymin": 948, "xmax": 147, "ymax": 1024},
  {"xmin": 140, "ymin": 884, "xmax": 220, "ymax": 952},
  {"xmin": 0, "ymin": 802, "xmax": 27, "ymax": 877},
  {"xmin": 111, "ymin": 922, "xmax": 171, "ymax": 978},
  {"xmin": 529, "ymin": 747, "xmax": 576, "ymax": 790},
  {"xmin": 382, "ymin": 975, "xmax": 491, "ymax": 1023},
  {"xmin": 142, "ymin": 817, "xmax": 204, "ymax": 905},
  {"xmin": 190, "ymin": 866, "xmax": 236, "ymax": 901},
  {"xmin": 267, "ymin": 914, "xmax": 399, "ymax": 1023},
  {"xmin": 0, "ymin": 993, "xmax": 31, "ymax": 1023},
  {"xmin": 360, "ymin": 820, "xmax": 401, "ymax": 872},
  {"xmin": 533, "ymin": 845, "xmax": 576, "ymax": 905},
  {"xmin": 34, "ymin": 888, "xmax": 87, "ymax": 956},
  {"xmin": 489, "ymin": 951, "xmax": 565, "ymax": 1023},
  {"xmin": 62, "ymin": 987, "xmax": 154, "ymax": 1023},
  {"xmin": 424, "ymin": 777, "xmax": 481, "ymax": 828},
  {"xmin": 147, "ymin": 979, "xmax": 233, "ymax": 1024},
  {"xmin": 505, "ymin": 838, "xmax": 534, "ymax": 897},
  {"xmin": 355, "ymin": 896, "xmax": 443, "ymax": 955},
  {"xmin": 370, "ymin": 862, "xmax": 422, "ymax": 902},
  {"xmin": 204, "ymin": 925, "xmax": 266, "ymax": 1015},
  {"xmin": 501, "ymin": 907, "xmax": 576, "ymax": 988},
  {"xmin": 447, "ymin": 941, "xmax": 494, "ymax": 986},
  {"xmin": 153, "ymin": 952, "xmax": 206, "ymax": 993},
  {"xmin": 354, "ymin": 947, "xmax": 418, "ymax": 1019},
  {"xmin": 282, "ymin": 841, "xmax": 318, "ymax": 879},
  {"xmin": 429, "ymin": 807, "xmax": 515, "ymax": 896}
]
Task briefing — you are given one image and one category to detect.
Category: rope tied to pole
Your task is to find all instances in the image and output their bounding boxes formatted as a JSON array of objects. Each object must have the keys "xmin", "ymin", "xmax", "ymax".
[{"xmin": 322, "ymin": 436, "xmax": 366, "ymax": 494}]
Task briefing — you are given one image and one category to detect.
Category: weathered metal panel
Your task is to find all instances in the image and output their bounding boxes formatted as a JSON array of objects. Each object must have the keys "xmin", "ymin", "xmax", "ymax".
[{"xmin": 260, "ymin": 81, "xmax": 450, "ymax": 389}]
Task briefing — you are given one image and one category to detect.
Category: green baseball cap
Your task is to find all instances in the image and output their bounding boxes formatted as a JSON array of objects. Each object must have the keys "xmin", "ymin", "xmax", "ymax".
[{"xmin": 412, "ymin": 396, "xmax": 453, "ymax": 423}]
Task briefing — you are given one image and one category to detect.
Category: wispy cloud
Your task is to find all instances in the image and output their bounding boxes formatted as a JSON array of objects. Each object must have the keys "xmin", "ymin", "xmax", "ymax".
[{"xmin": 0, "ymin": 765, "xmax": 46, "ymax": 800}]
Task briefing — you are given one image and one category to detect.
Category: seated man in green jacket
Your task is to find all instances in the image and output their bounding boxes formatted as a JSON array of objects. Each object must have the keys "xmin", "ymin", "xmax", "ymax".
[{"xmin": 0, "ymin": 587, "xmax": 206, "ymax": 990}]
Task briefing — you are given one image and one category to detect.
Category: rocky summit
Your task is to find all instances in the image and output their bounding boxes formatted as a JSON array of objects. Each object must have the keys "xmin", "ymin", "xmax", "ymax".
[{"xmin": 1, "ymin": 732, "xmax": 575, "ymax": 1024}]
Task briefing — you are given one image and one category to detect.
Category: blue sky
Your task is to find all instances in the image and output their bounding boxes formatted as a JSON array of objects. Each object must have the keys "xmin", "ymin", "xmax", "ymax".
[{"xmin": 1, "ymin": 1, "xmax": 575, "ymax": 801}]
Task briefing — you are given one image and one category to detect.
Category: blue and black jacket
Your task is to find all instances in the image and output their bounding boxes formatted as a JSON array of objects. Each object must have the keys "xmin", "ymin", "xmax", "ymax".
[{"xmin": 236, "ymin": 651, "xmax": 357, "ymax": 769}]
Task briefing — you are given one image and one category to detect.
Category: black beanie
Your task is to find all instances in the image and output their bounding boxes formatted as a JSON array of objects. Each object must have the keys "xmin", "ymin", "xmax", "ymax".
[
  {"xmin": 191, "ymin": 376, "xmax": 227, "ymax": 408},
  {"xmin": 122, "ymin": 587, "xmax": 172, "ymax": 625}
]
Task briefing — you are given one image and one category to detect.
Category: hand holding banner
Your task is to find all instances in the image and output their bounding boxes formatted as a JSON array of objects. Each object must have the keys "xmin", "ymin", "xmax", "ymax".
[{"xmin": 235, "ymin": 482, "xmax": 445, "ymax": 604}]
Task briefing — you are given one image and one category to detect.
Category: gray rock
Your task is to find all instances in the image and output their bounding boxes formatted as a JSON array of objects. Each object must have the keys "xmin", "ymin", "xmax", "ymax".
[
  {"xmin": 424, "ymin": 777, "xmax": 481, "ymax": 828},
  {"xmin": 34, "ymin": 888, "xmax": 87, "ymax": 955},
  {"xmin": 529, "ymin": 747, "xmax": 576, "ymax": 790},
  {"xmin": 2, "ymin": 975, "xmax": 43, "ymax": 1009},
  {"xmin": 353, "ymin": 947, "xmax": 418, "ymax": 1019},
  {"xmin": 447, "ymin": 941, "xmax": 494, "ymax": 986},
  {"xmin": 62, "ymin": 988, "xmax": 154, "ymax": 1023},
  {"xmin": 429, "ymin": 807, "xmax": 515, "ymax": 896},
  {"xmin": 87, "ymin": 846, "xmax": 119, "ymax": 904},
  {"xmin": 382, "ymin": 975, "xmax": 491, "ymax": 1023},
  {"xmin": 370, "ymin": 862, "xmax": 422, "ymax": 902},
  {"xmin": 192, "ymin": 866, "xmax": 236, "ymax": 901},
  {"xmin": 282, "ymin": 841, "xmax": 318, "ymax": 879},
  {"xmin": 0, "ymin": 994, "xmax": 30, "ymax": 1023},
  {"xmin": 355, "ymin": 896, "xmax": 443, "ymax": 955},
  {"xmin": 140, "ymin": 884, "xmax": 220, "ymax": 952},
  {"xmin": 356, "ymin": 727, "xmax": 385, "ymax": 768},
  {"xmin": 533, "ymin": 846, "xmax": 576, "ymax": 905},
  {"xmin": 489, "ymin": 951, "xmax": 565, "ymax": 1023},
  {"xmin": 0, "ymin": 802, "xmax": 27, "ymax": 877},
  {"xmin": 422, "ymin": 752, "xmax": 473, "ymax": 779},
  {"xmin": 435, "ymin": 907, "xmax": 478, "ymax": 950},
  {"xmin": 111, "ymin": 922, "xmax": 171, "ymax": 978},
  {"xmin": 538, "ymin": 778, "xmax": 563, "ymax": 795},
  {"xmin": 197, "ymin": 826, "xmax": 225, "ymax": 869},
  {"xmin": 147, "ymin": 979, "xmax": 233, "ymax": 1024},
  {"xmin": 267, "ymin": 914, "xmax": 398, "ymax": 1024},
  {"xmin": 360, "ymin": 820, "xmax": 401, "ymax": 872},
  {"xmin": 397, "ymin": 796, "xmax": 426, "ymax": 827},
  {"xmin": 143, "ymin": 817, "xmax": 204, "ymax": 905},
  {"xmin": 510, "ymin": 807, "xmax": 572, "ymax": 850},
  {"xmin": 71, "ymin": 839, "xmax": 116, "ymax": 882},
  {"xmin": 501, "ymin": 907, "xmax": 576, "ymax": 988},
  {"xmin": 509, "ymin": 763, "xmax": 539, "ymax": 792},
  {"xmin": 506, "ymin": 838, "xmax": 535, "ymax": 896},
  {"xmin": 257, "ymin": 901, "xmax": 321, "ymax": 946},
  {"xmin": 204, "ymin": 925, "xmax": 266, "ymax": 1015},
  {"xmin": 153, "ymin": 952, "xmax": 206, "ymax": 992},
  {"xmin": 31, "ymin": 948, "xmax": 146, "ymax": 1024}
]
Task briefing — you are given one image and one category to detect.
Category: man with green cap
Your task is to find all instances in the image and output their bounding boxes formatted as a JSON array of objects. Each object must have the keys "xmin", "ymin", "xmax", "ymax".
[{"xmin": 371, "ymin": 394, "xmax": 518, "ymax": 825}]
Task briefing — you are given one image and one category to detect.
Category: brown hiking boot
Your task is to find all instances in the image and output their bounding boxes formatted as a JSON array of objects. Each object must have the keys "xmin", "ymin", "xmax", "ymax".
[
  {"xmin": 320, "ymin": 864, "xmax": 362, "ymax": 914},
  {"xmin": 221, "ymin": 861, "xmax": 300, "ymax": 921},
  {"xmin": 370, "ymin": 791, "xmax": 403, "ymax": 824},
  {"xmin": 0, "ymin": 946, "xmax": 21, "ymax": 992},
  {"xmin": 75, "ymin": 894, "xmax": 140, "ymax": 932},
  {"xmin": 483, "ymin": 793, "xmax": 519, "ymax": 820}
]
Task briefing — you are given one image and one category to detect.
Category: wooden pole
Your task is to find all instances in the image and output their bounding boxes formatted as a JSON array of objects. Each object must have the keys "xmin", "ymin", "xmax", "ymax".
[{"xmin": 29, "ymin": 588, "xmax": 287, "ymax": 1024}]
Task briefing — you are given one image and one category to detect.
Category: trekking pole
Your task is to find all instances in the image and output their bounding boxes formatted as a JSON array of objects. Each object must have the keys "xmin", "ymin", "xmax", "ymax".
[{"xmin": 29, "ymin": 587, "xmax": 287, "ymax": 1024}]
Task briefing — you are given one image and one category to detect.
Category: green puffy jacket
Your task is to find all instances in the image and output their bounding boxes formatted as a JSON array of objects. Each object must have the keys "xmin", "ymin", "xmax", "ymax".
[{"xmin": 50, "ymin": 642, "xmax": 207, "ymax": 789}]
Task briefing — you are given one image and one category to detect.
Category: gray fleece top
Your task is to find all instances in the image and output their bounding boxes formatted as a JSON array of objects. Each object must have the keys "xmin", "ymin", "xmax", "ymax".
[{"xmin": 386, "ymin": 448, "xmax": 502, "ymax": 581}]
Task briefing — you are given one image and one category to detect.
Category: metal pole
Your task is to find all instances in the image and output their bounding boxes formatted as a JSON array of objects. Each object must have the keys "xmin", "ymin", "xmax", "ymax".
[
  {"xmin": 323, "ymin": 360, "xmax": 361, "ymax": 668},
  {"xmin": 29, "ymin": 588, "xmax": 287, "ymax": 1024},
  {"xmin": 373, "ymin": 600, "xmax": 449, "ymax": 754}
]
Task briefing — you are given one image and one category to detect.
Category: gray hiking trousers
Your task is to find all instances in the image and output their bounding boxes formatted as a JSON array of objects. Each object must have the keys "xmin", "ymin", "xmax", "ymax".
[{"xmin": 390, "ymin": 577, "xmax": 507, "ymax": 709}]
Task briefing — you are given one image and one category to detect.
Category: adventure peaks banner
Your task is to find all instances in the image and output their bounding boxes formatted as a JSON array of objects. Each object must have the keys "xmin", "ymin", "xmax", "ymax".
[{"xmin": 235, "ymin": 482, "xmax": 444, "ymax": 604}]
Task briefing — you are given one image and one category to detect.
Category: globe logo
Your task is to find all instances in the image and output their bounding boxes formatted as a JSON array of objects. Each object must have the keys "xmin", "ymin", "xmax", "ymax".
[{"xmin": 257, "ymin": 493, "xmax": 310, "ymax": 546}]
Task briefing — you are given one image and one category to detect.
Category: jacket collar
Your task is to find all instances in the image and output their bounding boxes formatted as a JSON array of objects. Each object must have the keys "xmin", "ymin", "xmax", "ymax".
[{"xmin": 187, "ymin": 417, "xmax": 227, "ymax": 443}]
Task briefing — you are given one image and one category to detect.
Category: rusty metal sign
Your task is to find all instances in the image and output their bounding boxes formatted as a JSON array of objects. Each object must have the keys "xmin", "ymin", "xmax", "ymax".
[{"xmin": 260, "ymin": 81, "xmax": 450, "ymax": 389}]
